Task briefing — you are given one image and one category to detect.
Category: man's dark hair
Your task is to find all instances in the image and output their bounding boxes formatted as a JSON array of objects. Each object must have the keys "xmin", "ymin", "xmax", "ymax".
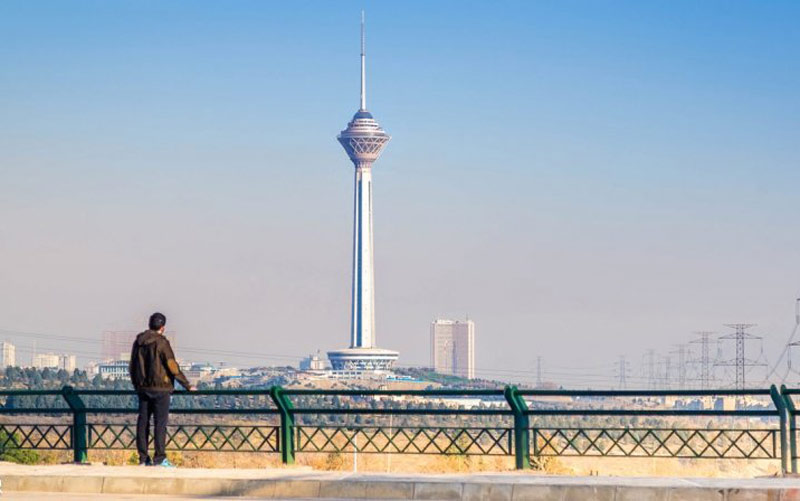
[{"xmin": 149, "ymin": 312, "xmax": 167, "ymax": 331}]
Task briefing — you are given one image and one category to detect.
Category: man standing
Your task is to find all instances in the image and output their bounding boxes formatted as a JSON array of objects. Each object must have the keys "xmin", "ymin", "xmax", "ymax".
[{"xmin": 129, "ymin": 312, "xmax": 193, "ymax": 467}]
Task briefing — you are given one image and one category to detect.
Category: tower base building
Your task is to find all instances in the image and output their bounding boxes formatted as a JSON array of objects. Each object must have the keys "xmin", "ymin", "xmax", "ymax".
[{"xmin": 327, "ymin": 347, "xmax": 398, "ymax": 372}]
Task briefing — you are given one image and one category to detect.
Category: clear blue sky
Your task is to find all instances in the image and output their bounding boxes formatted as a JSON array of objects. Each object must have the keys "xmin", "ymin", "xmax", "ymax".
[{"xmin": 1, "ymin": 1, "xmax": 798, "ymax": 386}]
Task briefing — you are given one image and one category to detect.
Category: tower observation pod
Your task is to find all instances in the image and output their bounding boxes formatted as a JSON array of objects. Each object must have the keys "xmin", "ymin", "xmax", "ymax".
[{"xmin": 328, "ymin": 12, "xmax": 399, "ymax": 372}]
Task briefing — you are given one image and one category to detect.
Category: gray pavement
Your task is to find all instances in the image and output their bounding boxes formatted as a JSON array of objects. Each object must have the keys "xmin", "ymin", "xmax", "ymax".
[
  {"xmin": 2, "ymin": 494, "xmax": 347, "ymax": 501},
  {"xmin": 2, "ymin": 463, "xmax": 799, "ymax": 499}
]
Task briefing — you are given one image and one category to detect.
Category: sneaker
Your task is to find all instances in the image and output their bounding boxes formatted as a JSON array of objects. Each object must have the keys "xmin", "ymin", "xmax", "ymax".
[
  {"xmin": 139, "ymin": 457, "xmax": 152, "ymax": 466},
  {"xmin": 156, "ymin": 459, "xmax": 176, "ymax": 468}
]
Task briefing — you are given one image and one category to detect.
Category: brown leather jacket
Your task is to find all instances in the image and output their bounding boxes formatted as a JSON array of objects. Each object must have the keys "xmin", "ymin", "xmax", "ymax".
[{"xmin": 129, "ymin": 330, "xmax": 192, "ymax": 392}]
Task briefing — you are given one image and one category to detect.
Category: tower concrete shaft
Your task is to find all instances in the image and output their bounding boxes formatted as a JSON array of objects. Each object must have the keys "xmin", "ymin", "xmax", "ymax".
[{"xmin": 350, "ymin": 165, "xmax": 376, "ymax": 348}]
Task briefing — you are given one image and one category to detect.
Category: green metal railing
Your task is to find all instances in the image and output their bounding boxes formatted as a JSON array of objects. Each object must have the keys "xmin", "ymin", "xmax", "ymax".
[
  {"xmin": 0, "ymin": 385, "xmax": 795, "ymax": 473},
  {"xmin": 779, "ymin": 385, "xmax": 800, "ymax": 474}
]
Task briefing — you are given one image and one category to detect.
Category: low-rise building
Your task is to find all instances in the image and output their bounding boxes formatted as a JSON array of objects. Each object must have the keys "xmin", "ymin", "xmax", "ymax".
[
  {"xmin": 59, "ymin": 355, "xmax": 77, "ymax": 373},
  {"xmin": 714, "ymin": 396, "xmax": 737, "ymax": 411},
  {"xmin": 98, "ymin": 360, "xmax": 129, "ymax": 380},
  {"xmin": 300, "ymin": 352, "xmax": 327, "ymax": 371},
  {"xmin": 32, "ymin": 353, "xmax": 60, "ymax": 370},
  {"xmin": 84, "ymin": 361, "xmax": 100, "ymax": 377}
]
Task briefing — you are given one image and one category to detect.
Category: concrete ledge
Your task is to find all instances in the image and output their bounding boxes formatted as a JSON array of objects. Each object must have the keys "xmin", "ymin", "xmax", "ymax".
[
  {"xmin": 413, "ymin": 481, "xmax": 463, "ymax": 500},
  {"xmin": 273, "ymin": 479, "xmax": 320, "ymax": 498},
  {"xmin": 2, "ymin": 464, "xmax": 800, "ymax": 499},
  {"xmin": 462, "ymin": 482, "xmax": 513, "ymax": 501},
  {"xmin": 364, "ymin": 479, "xmax": 415, "ymax": 499}
]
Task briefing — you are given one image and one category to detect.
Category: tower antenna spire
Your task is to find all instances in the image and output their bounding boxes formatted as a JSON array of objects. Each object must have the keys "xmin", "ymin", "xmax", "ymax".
[{"xmin": 360, "ymin": 10, "xmax": 366, "ymax": 111}]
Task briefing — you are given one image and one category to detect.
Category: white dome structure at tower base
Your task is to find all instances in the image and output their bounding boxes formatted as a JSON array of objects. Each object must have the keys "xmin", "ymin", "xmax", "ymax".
[{"xmin": 327, "ymin": 347, "xmax": 399, "ymax": 372}]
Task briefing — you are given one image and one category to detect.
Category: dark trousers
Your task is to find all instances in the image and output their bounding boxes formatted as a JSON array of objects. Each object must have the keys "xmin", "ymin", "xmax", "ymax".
[{"xmin": 136, "ymin": 391, "xmax": 171, "ymax": 464}]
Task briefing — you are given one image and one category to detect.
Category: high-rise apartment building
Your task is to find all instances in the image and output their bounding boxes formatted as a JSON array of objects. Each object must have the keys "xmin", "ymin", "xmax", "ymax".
[
  {"xmin": 430, "ymin": 319, "xmax": 475, "ymax": 379},
  {"xmin": 102, "ymin": 330, "xmax": 177, "ymax": 361},
  {"xmin": 102, "ymin": 331, "xmax": 138, "ymax": 361},
  {"xmin": 1, "ymin": 342, "xmax": 15, "ymax": 368}
]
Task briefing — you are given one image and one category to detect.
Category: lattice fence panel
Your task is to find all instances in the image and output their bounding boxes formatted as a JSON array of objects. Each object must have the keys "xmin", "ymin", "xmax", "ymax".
[
  {"xmin": 88, "ymin": 424, "xmax": 279, "ymax": 452},
  {"xmin": 296, "ymin": 426, "xmax": 511, "ymax": 455},
  {"xmin": 533, "ymin": 428, "xmax": 777, "ymax": 458},
  {"xmin": 0, "ymin": 424, "xmax": 71, "ymax": 450}
]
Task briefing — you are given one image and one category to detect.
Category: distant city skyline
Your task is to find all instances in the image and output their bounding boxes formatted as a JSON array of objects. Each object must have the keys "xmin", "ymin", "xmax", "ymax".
[{"xmin": 1, "ymin": 2, "xmax": 798, "ymax": 385}]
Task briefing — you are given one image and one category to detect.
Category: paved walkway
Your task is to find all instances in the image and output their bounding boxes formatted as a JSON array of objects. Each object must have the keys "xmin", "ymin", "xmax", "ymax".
[
  {"xmin": 3, "ymin": 494, "xmax": 349, "ymax": 501},
  {"xmin": 1, "ymin": 463, "xmax": 799, "ymax": 499}
]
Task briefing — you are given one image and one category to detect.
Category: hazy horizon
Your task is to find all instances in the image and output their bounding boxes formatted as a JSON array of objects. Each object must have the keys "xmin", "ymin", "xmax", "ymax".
[{"xmin": 1, "ymin": 1, "xmax": 798, "ymax": 387}]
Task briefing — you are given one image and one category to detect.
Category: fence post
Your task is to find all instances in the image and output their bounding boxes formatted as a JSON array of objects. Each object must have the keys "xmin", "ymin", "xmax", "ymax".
[
  {"xmin": 270, "ymin": 386, "xmax": 295, "ymax": 464},
  {"xmin": 781, "ymin": 385, "xmax": 797, "ymax": 474},
  {"xmin": 61, "ymin": 386, "xmax": 88, "ymax": 463},
  {"xmin": 504, "ymin": 385, "xmax": 530, "ymax": 470},
  {"xmin": 770, "ymin": 384, "xmax": 788, "ymax": 475}
]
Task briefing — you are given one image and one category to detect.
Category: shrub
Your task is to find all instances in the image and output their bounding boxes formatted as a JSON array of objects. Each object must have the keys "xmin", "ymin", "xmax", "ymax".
[{"xmin": 0, "ymin": 430, "xmax": 39, "ymax": 464}]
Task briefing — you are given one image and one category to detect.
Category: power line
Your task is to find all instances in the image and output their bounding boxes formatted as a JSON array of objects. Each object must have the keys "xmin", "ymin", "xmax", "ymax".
[
  {"xmin": 644, "ymin": 349, "xmax": 657, "ymax": 390},
  {"xmin": 767, "ymin": 298, "xmax": 800, "ymax": 383},
  {"xmin": 535, "ymin": 356, "xmax": 543, "ymax": 387},
  {"xmin": 671, "ymin": 344, "xmax": 688, "ymax": 388},
  {"xmin": 614, "ymin": 355, "xmax": 630, "ymax": 389},
  {"xmin": 660, "ymin": 355, "xmax": 672, "ymax": 390}
]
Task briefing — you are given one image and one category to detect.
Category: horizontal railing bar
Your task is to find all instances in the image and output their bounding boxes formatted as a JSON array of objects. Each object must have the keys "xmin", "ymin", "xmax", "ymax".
[
  {"xmin": 519, "ymin": 389, "xmax": 773, "ymax": 397},
  {"xmin": 295, "ymin": 425, "xmax": 510, "ymax": 430},
  {"xmin": 81, "ymin": 408, "xmax": 279, "ymax": 415},
  {"xmin": 5, "ymin": 408, "xmax": 770, "ymax": 416},
  {"xmin": 0, "ymin": 407, "xmax": 774, "ymax": 417},
  {"xmin": 533, "ymin": 452, "xmax": 777, "ymax": 459},
  {"xmin": 0, "ymin": 388, "xmax": 773, "ymax": 397},
  {"xmin": 0, "ymin": 408, "xmax": 71, "ymax": 414},
  {"xmin": 0, "ymin": 406, "xmax": 772, "ymax": 416},
  {"xmin": 291, "ymin": 408, "xmax": 512, "ymax": 415},
  {"xmin": 73, "ymin": 389, "xmax": 277, "ymax": 396},
  {"xmin": 526, "ymin": 409, "xmax": 776, "ymax": 416},
  {"xmin": 90, "ymin": 422, "xmax": 278, "ymax": 427},
  {"xmin": 530, "ymin": 426, "xmax": 777, "ymax": 430},
  {"xmin": 0, "ymin": 388, "xmax": 776, "ymax": 397},
  {"xmin": 0, "ymin": 390, "xmax": 64, "ymax": 396},
  {"xmin": 0, "ymin": 408, "xmax": 276, "ymax": 415},
  {"xmin": 2, "ymin": 407, "xmax": 505, "ymax": 415},
  {"xmin": 282, "ymin": 389, "xmax": 505, "ymax": 396}
]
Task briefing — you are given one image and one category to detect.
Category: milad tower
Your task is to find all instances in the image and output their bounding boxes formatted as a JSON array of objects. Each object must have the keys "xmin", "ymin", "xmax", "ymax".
[{"xmin": 328, "ymin": 14, "xmax": 399, "ymax": 372}]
